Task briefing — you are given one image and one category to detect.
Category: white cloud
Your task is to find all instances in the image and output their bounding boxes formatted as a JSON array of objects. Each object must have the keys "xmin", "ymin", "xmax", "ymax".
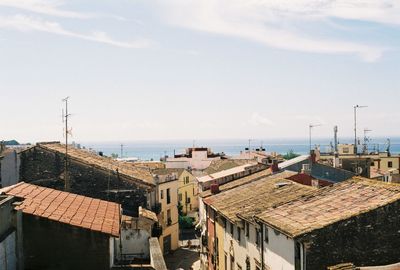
[
  {"xmin": 0, "ymin": 0, "xmax": 127, "ymax": 20},
  {"xmin": 249, "ymin": 112, "xmax": 275, "ymax": 127},
  {"xmin": 0, "ymin": 0, "xmax": 90, "ymax": 19},
  {"xmin": 154, "ymin": 0, "xmax": 397, "ymax": 61},
  {"xmin": 0, "ymin": 15, "xmax": 151, "ymax": 48}
]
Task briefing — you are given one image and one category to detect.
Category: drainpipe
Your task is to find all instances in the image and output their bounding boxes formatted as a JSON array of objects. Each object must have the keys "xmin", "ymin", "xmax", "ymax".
[{"xmin": 256, "ymin": 219, "xmax": 264, "ymax": 270}]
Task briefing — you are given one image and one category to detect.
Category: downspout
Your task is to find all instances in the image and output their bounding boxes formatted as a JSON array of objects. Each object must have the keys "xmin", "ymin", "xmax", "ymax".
[
  {"xmin": 260, "ymin": 223, "xmax": 264, "ymax": 270},
  {"xmin": 213, "ymin": 212, "xmax": 218, "ymax": 270}
]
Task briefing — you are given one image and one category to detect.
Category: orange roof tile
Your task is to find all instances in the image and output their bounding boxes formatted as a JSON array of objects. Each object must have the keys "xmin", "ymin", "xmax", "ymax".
[{"xmin": 1, "ymin": 182, "xmax": 121, "ymax": 237}]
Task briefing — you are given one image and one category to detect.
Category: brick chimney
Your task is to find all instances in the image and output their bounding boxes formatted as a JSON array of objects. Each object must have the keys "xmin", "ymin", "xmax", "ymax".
[
  {"xmin": 310, "ymin": 150, "xmax": 316, "ymax": 164},
  {"xmin": 271, "ymin": 160, "xmax": 279, "ymax": 173},
  {"xmin": 210, "ymin": 183, "xmax": 220, "ymax": 195}
]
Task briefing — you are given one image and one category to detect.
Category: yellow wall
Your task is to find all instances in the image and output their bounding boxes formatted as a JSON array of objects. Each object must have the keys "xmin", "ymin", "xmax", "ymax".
[
  {"xmin": 158, "ymin": 179, "xmax": 180, "ymax": 253},
  {"xmin": 216, "ymin": 218, "xmax": 225, "ymax": 270},
  {"xmin": 371, "ymin": 157, "xmax": 400, "ymax": 173},
  {"xmin": 178, "ymin": 170, "xmax": 198, "ymax": 215}
]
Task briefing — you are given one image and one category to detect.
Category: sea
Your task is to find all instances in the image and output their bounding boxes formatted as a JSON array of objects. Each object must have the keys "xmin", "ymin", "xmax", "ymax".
[{"xmin": 79, "ymin": 137, "xmax": 400, "ymax": 161}]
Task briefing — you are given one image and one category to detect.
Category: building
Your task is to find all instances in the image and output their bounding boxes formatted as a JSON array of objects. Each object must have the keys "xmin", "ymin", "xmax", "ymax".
[
  {"xmin": 19, "ymin": 142, "xmax": 179, "ymax": 253},
  {"xmin": 197, "ymin": 162, "xmax": 266, "ymax": 192},
  {"xmin": 256, "ymin": 177, "xmax": 400, "ymax": 270},
  {"xmin": 0, "ymin": 182, "xmax": 168, "ymax": 270},
  {"xmin": 201, "ymin": 171, "xmax": 314, "ymax": 270},
  {"xmin": 153, "ymin": 170, "xmax": 180, "ymax": 254},
  {"xmin": 165, "ymin": 147, "xmax": 225, "ymax": 170}
]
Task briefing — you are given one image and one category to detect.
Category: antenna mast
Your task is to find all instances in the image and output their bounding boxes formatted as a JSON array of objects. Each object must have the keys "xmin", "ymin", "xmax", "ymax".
[{"xmin": 62, "ymin": 96, "xmax": 71, "ymax": 191}]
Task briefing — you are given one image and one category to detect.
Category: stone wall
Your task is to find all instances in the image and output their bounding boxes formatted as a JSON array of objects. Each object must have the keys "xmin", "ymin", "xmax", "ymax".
[
  {"xmin": 299, "ymin": 201, "xmax": 400, "ymax": 270},
  {"xmin": 20, "ymin": 147, "xmax": 152, "ymax": 217}
]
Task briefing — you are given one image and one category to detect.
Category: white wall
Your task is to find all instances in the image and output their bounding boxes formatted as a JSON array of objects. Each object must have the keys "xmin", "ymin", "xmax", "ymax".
[
  {"xmin": 116, "ymin": 228, "xmax": 151, "ymax": 260},
  {"xmin": 263, "ymin": 225, "xmax": 295, "ymax": 270}
]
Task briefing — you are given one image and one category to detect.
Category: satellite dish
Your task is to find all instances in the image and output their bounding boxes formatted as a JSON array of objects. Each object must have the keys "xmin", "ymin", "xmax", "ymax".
[{"xmin": 356, "ymin": 167, "xmax": 363, "ymax": 175}]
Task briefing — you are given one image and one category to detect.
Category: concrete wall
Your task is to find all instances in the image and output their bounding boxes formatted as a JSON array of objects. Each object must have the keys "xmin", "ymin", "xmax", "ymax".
[
  {"xmin": 178, "ymin": 170, "xmax": 198, "ymax": 215},
  {"xmin": 0, "ymin": 151, "xmax": 20, "ymax": 188},
  {"xmin": 0, "ymin": 196, "xmax": 22, "ymax": 270},
  {"xmin": 299, "ymin": 200, "xmax": 400, "ymax": 270},
  {"xmin": 20, "ymin": 147, "xmax": 151, "ymax": 217},
  {"xmin": 23, "ymin": 214, "xmax": 111, "ymax": 270}
]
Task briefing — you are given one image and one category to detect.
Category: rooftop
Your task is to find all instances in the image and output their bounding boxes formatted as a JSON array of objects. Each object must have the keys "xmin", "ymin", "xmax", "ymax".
[
  {"xmin": 203, "ymin": 159, "xmax": 255, "ymax": 175},
  {"xmin": 204, "ymin": 171, "xmax": 314, "ymax": 223},
  {"xmin": 1, "ymin": 182, "xmax": 121, "ymax": 237},
  {"xmin": 38, "ymin": 143, "xmax": 154, "ymax": 188},
  {"xmin": 197, "ymin": 163, "xmax": 259, "ymax": 183},
  {"xmin": 278, "ymin": 155, "xmax": 309, "ymax": 169},
  {"xmin": 257, "ymin": 177, "xmax": 400, "ymax": 238},
  {"xmin": 200, "ymin": 168, "xmax": 274, "ymax": 198}
]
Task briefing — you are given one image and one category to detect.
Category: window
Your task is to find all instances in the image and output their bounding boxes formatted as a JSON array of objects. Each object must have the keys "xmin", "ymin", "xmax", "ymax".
[
  {"xmin": 230, "ymin": 223, "xmax": 234, "ymax": 235},
  {"xmin": 255, "ymin": 229, "xmax": 260, "ymax": 247},
  {"xmin": 230, "ymin": 255, "xmax": 235, "ymax": 270},
  {"xmin": 184, "ymin": 176, "xmax": 190, "ymax": 184},
  {"xmin": 264, "ymin": 226, "xmax": 269, "ymax": 244},
  {"xmin": 237, "ymin": 226, "xmax": 241, "ymax": 242},
  {"xmin": 166, "ymin": 188, "xmax": 171, "ymax": 204},
  {"xmin": 160, "ymin": 190, "xmax": 164, "ymax": 200},
  {"xmin": 245, "ymin": 222, "xmax": 249, "ymax": 237},
  {"xmin": 371, "ymin": 161, "xmax": 375, "ymax": 166},
  {"xmin": 167, "ymin": 209, "xmax": 172, "ymax": 226},
  {"xmin": 343, "ymin": 147, "xmax": 349, "ymax": 153},
  {"xmin": 388, "ymin": 161, "xmax": 393, "ymax": 168},
  {"xmin": 178, "ymin": 193, "xmax": 182, "ymax": 202}
]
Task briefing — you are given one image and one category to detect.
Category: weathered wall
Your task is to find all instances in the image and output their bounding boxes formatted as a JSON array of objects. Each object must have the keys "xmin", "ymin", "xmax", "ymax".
[
  {"xmin": 299, "ymin": 201, "xmax": 400, "ymax": 270},
  {"xmin": 0, "ymin": 150, "xmax": 20, "ymax": 188},
  {"xmin": 20, "ymin": 147, "xmax": 150, "ymax": 216},
  {"xmin": 23, "ymin": 214, "xmax": 111, "ymax": 270}
]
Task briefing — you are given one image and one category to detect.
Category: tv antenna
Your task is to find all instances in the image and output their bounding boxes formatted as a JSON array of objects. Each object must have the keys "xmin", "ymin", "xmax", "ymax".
[
  {"xmin": 362, "ymin": 128, "xmax": 372, "ymax": 154},
  {"xmin": 62, "ymin": 96, "xmax": 72, "ymax": 191}
]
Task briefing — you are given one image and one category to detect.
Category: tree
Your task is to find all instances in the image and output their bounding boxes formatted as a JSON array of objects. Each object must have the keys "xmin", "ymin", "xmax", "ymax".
[{"xmin": 283, "ymin": 149, "xmax": 300, "ymax": 160}]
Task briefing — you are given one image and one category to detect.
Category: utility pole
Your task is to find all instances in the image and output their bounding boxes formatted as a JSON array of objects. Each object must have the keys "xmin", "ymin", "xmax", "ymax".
[
  {"xmin": 62, "ymin": 96, "xmax": 70, "ymax": 191},
  {"xmin": 353, "ymin": 105, "xmax": 367, "ymax": 155}
]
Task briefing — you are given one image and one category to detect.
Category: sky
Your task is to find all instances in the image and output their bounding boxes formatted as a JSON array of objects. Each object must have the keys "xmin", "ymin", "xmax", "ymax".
[{"xmin": 1, "ymin": 0, "xmax": 400, "ymax": 143}]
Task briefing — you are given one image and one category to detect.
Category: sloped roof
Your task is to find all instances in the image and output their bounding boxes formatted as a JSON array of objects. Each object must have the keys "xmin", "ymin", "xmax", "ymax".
[
  {"xmin": 257, "ymin": 177, "xmax": 400, "ymax": 238},
  {"xmin": 203, "ymin": 159, "xmax": 255, "ymax": 174},
  {"xmin": 204, "ymin": 171, "xmax": 314, "ymax": 223},
  {"xmin": 278, "ymin": 155, "xmax": 309, "ymax": 169},
  {"xmin": 38, "ymin": 143, "xmax": 154, "ymax": 188},
  {"xmin": 152, "ymin": 168, "xmax": 185, "ymax": 177},
  {"xmin": 198, "ymin": 163, "xmax": 258, "ymax": 183},
  {"xmin": 200, "ymin": 168, "xmax": 274, "ymax": 198},
  {"xmin": 1, "ymin": 182, "xmax": 121, "ymax": 237}
]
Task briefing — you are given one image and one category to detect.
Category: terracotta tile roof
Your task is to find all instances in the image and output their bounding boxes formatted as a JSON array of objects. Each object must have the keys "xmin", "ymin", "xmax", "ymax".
[
  {"xmin": 38, "ymin": 143, "xmax": 154, "ymax": 188},
  {"xmin": 257, "ymin": 177, "xmax": 400, "ymax": 238},
  {"xmin": 1, "ymin": 182, "xmax": 121, "ymax": 237},
  {"xmin": 204, "ymin": 171, "xmax": 315, "ymax": 223},
  {"xmin": 201, "ymin": 168, "xmax": 282, "ymax": 198}
]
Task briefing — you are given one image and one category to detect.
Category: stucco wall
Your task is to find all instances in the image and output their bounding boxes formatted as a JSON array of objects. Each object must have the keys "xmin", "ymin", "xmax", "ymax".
[{"xmin": 263, "ymin": 225, "xmax": 295, "ymax": 270}]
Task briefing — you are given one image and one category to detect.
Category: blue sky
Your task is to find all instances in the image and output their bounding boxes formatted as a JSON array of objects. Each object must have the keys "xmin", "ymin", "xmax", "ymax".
[{"xmin": 1, "ymin": 0, "xmax": 400, "ymax": 143}]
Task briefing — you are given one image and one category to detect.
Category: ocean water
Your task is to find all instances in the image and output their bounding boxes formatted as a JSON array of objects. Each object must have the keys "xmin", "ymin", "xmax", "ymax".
[{"xmin": 79, "ymin": 138, "xmax": 400, "ymax": 161}]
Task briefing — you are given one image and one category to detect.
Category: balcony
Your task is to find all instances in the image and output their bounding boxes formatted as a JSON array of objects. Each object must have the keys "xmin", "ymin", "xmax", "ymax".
[{"xmin": 152, "ymin": 203, "xmax": 162, "ymax": 215}]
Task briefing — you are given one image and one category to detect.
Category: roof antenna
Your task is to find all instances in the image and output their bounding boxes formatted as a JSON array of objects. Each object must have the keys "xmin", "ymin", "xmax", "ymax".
[{"xmin": 62, "ymin": 96, "xmax": 71, "ymax": 191}]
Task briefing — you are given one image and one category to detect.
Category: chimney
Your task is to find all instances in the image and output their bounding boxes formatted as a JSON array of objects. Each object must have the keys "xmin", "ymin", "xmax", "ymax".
[
  {"xmin": 310, "ymin": 150, "xmax": 316, "ymax": 164},
  {"xmin": 210, "ymin": 183, "xmax": 220, "ymax": 195},
  {"xmin": 271, "ymin": 160, "xmax": 279, "ymax": 173}
]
